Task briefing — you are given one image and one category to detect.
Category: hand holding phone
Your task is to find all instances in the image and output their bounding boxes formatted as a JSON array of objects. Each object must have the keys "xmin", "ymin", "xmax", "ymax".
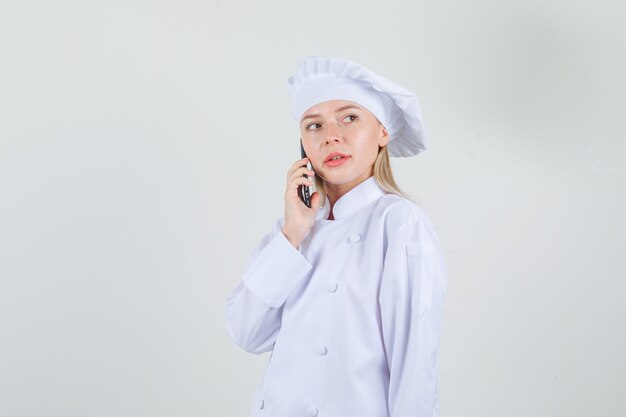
[{"xmin": 281, "ymin": 141, "xmax": 318, "ymax": 249}]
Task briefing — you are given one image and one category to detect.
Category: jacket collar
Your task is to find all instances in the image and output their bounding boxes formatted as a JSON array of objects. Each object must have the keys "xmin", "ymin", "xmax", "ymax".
[{"xmin": 318, "ymin": 176, "xmax": 387, "ymax": 221}]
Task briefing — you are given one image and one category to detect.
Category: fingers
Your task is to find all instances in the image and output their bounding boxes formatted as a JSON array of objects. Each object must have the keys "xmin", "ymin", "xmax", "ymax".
[
  {"xmin": 286, "ymin": 157, "xmax": 307, "ymax": 177},
  {"xmin": 285, "ymin": 158, "xmax": 316, "ymax": 206},
  {"xmin": 285, "ymin": 175, "xmax": 314, "ymax": 201},
  {"xmin": 290, "ymin": 175, "xmax": 314, "ymax": 189},
  {"xmin": 290, "ymin": 169, "xmax": 315, "ymax": 185},
  {"xmin": 287, "ymin": 157, "xmax": 315, "ymax": 180}
]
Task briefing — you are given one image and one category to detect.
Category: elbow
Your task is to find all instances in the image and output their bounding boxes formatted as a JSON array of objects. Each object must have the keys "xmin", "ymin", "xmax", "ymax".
[
  {"xmin": 224, "ymin": 302, "xmax": 276, "ymax": 355},
  {"xmin": 225, "ymin": 318, "xmax": 274, "ymax": 354}
]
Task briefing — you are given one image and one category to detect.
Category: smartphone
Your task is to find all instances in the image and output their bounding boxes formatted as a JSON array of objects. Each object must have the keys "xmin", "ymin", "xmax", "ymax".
[{"xmin": 298, "ymin": 139, "xmax": 311, "ymax": 208}]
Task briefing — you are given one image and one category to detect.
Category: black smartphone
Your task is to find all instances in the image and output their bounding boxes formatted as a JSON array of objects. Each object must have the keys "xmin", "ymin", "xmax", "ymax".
[{"xmin": 298, "ymin": 139, "xmax": 311, "ymax": 208}]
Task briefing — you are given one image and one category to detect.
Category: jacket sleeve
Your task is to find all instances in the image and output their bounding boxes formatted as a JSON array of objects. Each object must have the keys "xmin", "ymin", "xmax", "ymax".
[
  {"xmin": 378, "ymin": 215, "xmax": 448, "ymax": 417},
  {"xmin": 225, "ymin": 218, "xmax": 313, "ymax": 354}
]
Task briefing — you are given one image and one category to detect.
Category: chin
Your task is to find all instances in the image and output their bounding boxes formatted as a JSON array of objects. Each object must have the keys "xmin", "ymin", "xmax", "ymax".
[{"xmin": 320, "ymin": 174, "xmax": 358, "ymax": 186}]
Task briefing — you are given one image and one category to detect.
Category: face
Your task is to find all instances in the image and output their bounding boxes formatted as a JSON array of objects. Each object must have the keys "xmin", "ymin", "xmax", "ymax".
[{"xmin": 300, "ymin": 99, "xmax": 389, "ymax": 188}]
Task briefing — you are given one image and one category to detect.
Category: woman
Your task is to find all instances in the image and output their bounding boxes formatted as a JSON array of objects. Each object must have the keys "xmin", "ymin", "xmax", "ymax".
[{"xmin": 225, "ymin": 56, "xmax": 448, "ymax": 417}]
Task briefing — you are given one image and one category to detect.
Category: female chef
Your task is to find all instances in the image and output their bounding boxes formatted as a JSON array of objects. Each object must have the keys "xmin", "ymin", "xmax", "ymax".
[{"xmin": 225, "ymin": 56, "xmax": 448, "ymax": 417}]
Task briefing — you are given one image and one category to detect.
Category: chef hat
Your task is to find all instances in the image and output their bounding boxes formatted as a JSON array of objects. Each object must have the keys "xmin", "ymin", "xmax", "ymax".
[{"xmin": 287, "ymin": 56, "xmax": 426, "ymax": 157}]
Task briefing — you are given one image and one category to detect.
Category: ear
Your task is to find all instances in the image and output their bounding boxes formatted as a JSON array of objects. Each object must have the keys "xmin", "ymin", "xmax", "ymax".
[{"xmin": 378, "ymin": 124, "xmax": 390, "ymax": 147}]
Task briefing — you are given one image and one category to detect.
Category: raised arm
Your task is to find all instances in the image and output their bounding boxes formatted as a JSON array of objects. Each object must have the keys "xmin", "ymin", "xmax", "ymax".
[{"xmin": 225, "ymin": 218, "xmax": 313, "ymax": 354}]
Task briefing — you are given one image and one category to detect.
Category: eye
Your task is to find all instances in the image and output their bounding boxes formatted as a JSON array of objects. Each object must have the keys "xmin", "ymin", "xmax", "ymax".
[
  {"xmin": 342, "ymin": 114, "xmax": 358, "ymax": 123},
  {"xmin": 306, "ymin": 122, "xmax": 322, "ymax": 130}
]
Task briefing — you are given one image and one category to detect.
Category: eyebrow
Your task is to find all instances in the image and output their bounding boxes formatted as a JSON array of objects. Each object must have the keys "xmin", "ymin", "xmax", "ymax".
[{"xmin": 300, "ymin": 104, "xmax": 363, "ymax": 123}]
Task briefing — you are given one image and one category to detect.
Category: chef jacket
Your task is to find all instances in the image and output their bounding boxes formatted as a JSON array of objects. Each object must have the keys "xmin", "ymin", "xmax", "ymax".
[{"xmin": 225, "ymin": 176, "xmax": 448, "ymax": 417}]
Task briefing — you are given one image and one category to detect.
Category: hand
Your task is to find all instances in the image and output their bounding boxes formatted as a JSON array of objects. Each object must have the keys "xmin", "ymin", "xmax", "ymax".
[{"xmin": 282, "ymin": 157, "xmax": 321, "ymax": 248}]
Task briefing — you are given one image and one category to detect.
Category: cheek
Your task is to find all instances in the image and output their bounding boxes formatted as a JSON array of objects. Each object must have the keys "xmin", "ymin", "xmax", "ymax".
[
  {"xmin": 301, "ymin": 138, "xmax": 316, "ymax": 157},
  {"xmin": 308, "ymin": 150, "xmax": 324, "ymax": 168},
  {"xmin": 355, "ymin": 136, "xmax": 380, "ymax": 160}
]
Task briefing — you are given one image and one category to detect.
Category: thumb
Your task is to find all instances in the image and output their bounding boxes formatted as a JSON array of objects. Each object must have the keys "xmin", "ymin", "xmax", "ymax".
[{"xmin": 310, "ymin": 191, "xmax": 322, "ymax": 210}]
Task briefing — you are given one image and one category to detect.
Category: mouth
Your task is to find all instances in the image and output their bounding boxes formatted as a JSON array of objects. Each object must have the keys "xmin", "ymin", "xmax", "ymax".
[
  {"xmin": 324, "ymin": 152, "xmax": 351, "ymax": 164},
  {"xmin": 324, "ymin": 152, "xmax": 351, "ymax": 167}
]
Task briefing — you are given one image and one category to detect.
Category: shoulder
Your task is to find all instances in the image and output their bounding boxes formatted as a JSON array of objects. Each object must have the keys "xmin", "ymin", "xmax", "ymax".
[
  {"xmin": 377, "ymin": 195, "xmax": 447, "ymax": 273},
  {"xmin": 376, "ymin": 193, "xmax": 437, "ymax": 233}
]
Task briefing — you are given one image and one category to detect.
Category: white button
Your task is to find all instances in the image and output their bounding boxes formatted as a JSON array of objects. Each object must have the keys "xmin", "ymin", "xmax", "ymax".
[
  {"xmin": 348, "ymin": 233, "xmax": 361, "ymax": 243},
  {"xmin": 306, "ymin": 406, "xmax": 318, "ymax": 416},
  {"xmin": 319, "ymin": 345, "xmax": 328, "ymax": 356},
  {"xmin": 258, "ymin": 399, "xmax": 265, "ymax": 409},
  {"xmin": 327, "ymin": 282, "xmax": 338, "ymax": 292}
]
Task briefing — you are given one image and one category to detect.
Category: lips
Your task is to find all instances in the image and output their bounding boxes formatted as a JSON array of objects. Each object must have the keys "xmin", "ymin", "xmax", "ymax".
[{"xmin": 324, "ymin": 152, "xmax": 351, "ymax": 163}]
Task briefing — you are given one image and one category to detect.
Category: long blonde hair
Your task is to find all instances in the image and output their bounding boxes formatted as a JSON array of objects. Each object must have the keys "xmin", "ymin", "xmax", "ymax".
[{"xmin": 312, "ymin": 145, "xmax": 414, "ymax": 206}]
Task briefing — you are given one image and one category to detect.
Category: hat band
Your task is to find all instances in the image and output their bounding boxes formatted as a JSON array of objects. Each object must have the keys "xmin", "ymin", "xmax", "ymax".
[{"xmin": 293, "ymin": 76, "xmax": 393, "ymax": 131}]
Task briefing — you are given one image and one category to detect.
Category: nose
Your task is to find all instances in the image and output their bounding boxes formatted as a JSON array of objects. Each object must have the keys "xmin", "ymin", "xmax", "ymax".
[{"xmin": 325, "ymin": 123, "xmax": 343, "ymax": 144}]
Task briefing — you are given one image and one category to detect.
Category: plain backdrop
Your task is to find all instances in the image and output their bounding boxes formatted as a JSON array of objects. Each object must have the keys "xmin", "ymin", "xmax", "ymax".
[{"xmin": 1, "ymin": 0, "xmax": 625, "ymax": 416}]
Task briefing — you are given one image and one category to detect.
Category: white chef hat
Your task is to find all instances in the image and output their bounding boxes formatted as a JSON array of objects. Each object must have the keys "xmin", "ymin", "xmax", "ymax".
[{"xmin": 287, "ymin": 56, "xmax": 426, "ymax": 157}]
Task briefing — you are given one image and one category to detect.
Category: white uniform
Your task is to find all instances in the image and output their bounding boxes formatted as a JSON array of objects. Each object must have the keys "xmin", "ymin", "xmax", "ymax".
[{"xmin": 225, "ymin": 176, "xmax": 448, "ymax": 417}]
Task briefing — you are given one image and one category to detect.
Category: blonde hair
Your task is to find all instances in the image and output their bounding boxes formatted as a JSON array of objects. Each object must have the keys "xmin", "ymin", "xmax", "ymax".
[{"xmin": 312, "ymin": 145, "xmax": 415, "ymax": 206}]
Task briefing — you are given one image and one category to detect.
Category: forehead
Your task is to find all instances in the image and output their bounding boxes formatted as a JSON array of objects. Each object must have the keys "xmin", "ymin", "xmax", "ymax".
[
  {"xmin": 300, "ymin": 99, "xmax": 370, "ymax": 122},
  {"xmin": 305, "ymin": 99, "xmax": 361, "ymax": 111}
]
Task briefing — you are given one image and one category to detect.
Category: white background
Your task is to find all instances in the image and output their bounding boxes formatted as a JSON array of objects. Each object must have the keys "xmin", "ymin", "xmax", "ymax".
[{"xmin": 1, "ymin": 0, "xmax": 624, "ymax": 416}]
